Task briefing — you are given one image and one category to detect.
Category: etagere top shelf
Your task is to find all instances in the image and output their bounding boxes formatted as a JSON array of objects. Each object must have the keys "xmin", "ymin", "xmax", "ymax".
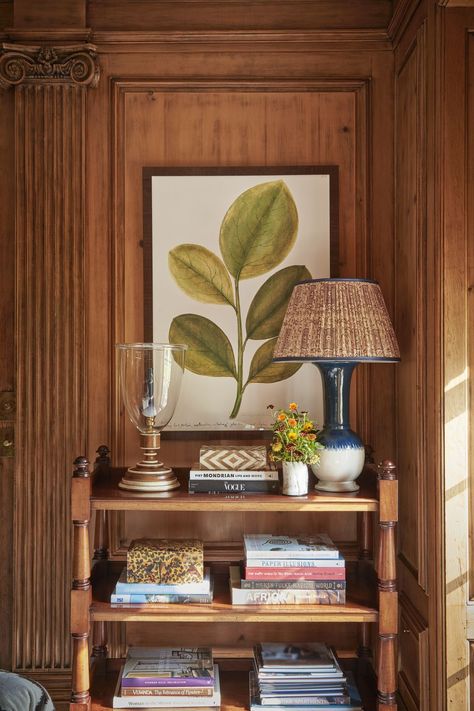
[{"xmin": 90, "ymin": 466, "xmax": 379, "ymax": 512}]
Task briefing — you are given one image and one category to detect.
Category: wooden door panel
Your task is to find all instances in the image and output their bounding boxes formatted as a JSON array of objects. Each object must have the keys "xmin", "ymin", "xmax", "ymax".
[{"xmin": 398, "ymin": 594, "xmax": 429, "ymax": 711}]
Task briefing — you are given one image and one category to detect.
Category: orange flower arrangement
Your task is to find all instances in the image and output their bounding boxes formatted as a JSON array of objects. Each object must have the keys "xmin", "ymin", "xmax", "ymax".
[{"xmin": 268, "ymin": 403, "xmax": 323, "ymax": 464}]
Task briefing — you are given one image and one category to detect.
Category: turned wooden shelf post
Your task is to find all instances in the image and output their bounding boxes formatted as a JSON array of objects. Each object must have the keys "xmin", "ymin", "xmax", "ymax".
[
  {"xmin": 377, "ymin": 460, "xmax": 398, "ymax": 710},
  {"xmin": 71, "ymin": 456, "xmax": 92, "ymax": 709},
  {"xmin": 92, "ymin": 446, "xmax": 111, "ymax": 660}
]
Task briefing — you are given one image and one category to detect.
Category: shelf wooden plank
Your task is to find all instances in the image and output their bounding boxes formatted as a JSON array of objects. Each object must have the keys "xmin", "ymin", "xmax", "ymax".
[
  {"xmin": 91, "ymin": 469, "xmax": 379, "ymax": 512},
  {"xmin": 90, "ymin": 561, "xmax": 378, "ymax": 624},
  {"xmin": 90, "ymin": 660, "xmax": 376, "ymax": 711}
]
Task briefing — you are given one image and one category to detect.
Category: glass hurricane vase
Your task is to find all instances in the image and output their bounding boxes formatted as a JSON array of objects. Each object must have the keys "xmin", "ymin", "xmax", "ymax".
[{"xmin": 116, "ymin": 343, "xmax": 187, "ymax": 492}]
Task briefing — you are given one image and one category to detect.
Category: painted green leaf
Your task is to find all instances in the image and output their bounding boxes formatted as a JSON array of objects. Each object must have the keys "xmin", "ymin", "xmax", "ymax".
[
  {"xmin": 219, "ymin": 180, "xmax": 299, "ymax": 280},
  {"xmin": 169, "ymin": 314, "xmax": 237, "ymax": 378},
  {"xmin": 246, "ymin": 264, "xmax": 311, "ymax": 341},
  {"xmin": 247, "ymin": 337, "xmax": 302, "ymax": 384},
  {"xmin": 168, "ymin": 244, "xmax": 235, "ymax": 306}
]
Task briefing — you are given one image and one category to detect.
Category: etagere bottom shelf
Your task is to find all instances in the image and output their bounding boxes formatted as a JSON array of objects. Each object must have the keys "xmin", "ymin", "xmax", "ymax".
[{"xmin": 89, "ymin": 658, "xmax": 377, "ymax": 711}]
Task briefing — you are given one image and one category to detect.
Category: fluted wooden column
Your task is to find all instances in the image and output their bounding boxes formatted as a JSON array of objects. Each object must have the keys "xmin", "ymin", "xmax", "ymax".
[{"xmin": 0, "ymin": 43, "xmax": 99, "ymax": 682}]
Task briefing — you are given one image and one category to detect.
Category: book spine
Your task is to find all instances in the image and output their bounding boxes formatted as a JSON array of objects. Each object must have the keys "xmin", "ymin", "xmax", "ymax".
[
  {"xmin": 231, "ymin": 588, "xmax": 346, "ymax": 605},
  {"xmin": 259, "ymin": 695, "xmax": 350, "ymax": 706},
  {"xmin": 113, "ymin": 698, "xmax": 220, "ymax": 709},
  {"xmin": 190, "ymin": 471, "xmax": 278, "ymax": 480},
  {"xmin": 241, "ymin": 579, "xmax": 346, "ymax": 590},
  {"xmin": 189, "ymin": 481, "xmax": 279, "ymax": 493},
  {"xmin": 245, "ymin": 558, "xmax": 344, "ymax": 568},
  {"xmin": 111, "ymin": 593, "xmax": 212, "ymax": 603},
  {"xmin": 121, "ymin": 678, "xmax": 214, "ymax": 688},
  {"xmin": 121, "ymin": 687, "xmax": 213, "ymax": 697},
  {"xmin": 116, "ymin": 574, "xmax": 210, "ymax": 595},
  {"xmin": 245, "ymin": 550, "xmax": 339, "ymax": 560},
  {"xmin": 244, "ymin": 567, "xmax": 346, "ymax": 580}
]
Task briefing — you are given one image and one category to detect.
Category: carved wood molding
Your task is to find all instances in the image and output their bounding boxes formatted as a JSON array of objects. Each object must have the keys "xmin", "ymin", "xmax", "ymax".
[{"xmin": 0, "ymin": 43, "xmax": 99, "ymax": 89}]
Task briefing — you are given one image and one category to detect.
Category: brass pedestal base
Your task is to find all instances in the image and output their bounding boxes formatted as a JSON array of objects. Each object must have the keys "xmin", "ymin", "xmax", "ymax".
[{"xmin": 119, "ymin": 431, "xmax": 180, "ymax": 492}]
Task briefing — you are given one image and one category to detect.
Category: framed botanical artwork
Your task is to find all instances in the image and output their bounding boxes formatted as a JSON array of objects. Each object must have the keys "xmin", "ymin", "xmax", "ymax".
[{"xmin": 143, "ymin": 166, "xmax": 339, "ymax": 431}]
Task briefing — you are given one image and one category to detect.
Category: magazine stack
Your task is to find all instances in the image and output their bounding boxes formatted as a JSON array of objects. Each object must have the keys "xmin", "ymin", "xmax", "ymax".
[
  {"xmin": 113, "ymin": 647, "xmax": 221, "ymax": 709},
  {"xmin": 249, "ymin": 642, "xmax": 362, "ymax": 711},
  {"xmin": 230, "ymin": 534, "xmax": 346, "ymax": 605},
  {"xmin": 111, "ymin": 539, "xmax": 213, "ymax": 604}
]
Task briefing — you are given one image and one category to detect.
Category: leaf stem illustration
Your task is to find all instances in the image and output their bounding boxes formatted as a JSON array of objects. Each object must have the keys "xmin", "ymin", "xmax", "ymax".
[{"xmin": 230, "ymin": 278, "xmax": 245, "ymax": 418}]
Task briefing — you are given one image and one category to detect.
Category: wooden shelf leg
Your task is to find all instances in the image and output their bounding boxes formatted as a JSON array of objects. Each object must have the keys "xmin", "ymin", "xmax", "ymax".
[
  {"xmin": 71, "ymin": 632, "xmax": 91, "ymax": 706},
  {"xmin": 71, "ymin": 456, "xmax": 92, "ymax": 709},
  {"xmin": 377, "ymin": 460, "xmax": 398, "ymax": 711}
]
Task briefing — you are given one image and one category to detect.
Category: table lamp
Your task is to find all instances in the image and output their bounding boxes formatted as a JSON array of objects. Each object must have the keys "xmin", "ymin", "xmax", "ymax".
[
  {"xmin": 116, "ymin": 343, "xmax": 187, "ymax": 492},
  {"xmin": 273, "ymin": 278, "xmax": 400, "ymax": 492}
]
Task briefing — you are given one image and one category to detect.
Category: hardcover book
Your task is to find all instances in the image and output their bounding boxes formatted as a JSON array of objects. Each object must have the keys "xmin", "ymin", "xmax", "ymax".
[
  {"xmin": 111, "ymin": 590, "xmax": 213, "ymax": 604},
  {"xmin": 256, "ymin": 643, "xmax": 338, "ymax": 670},
  {"xmin": 241, "ymin": 579, "xmax": 346, "ymax": 591},
  {"xmin": 127, "ymin": 539, "xmax": 204, "ymax": 584},
  {"xmin": 113, "ymin": 664, "xmax": 221, "ymax": 709},
  {"xmin": 244, "ymin": 567, "xmax": 346, "ymax": 581},
  {"xmin": 115, "ymin": 568, "xmax": 211, "ymax": 596},
  {"xmin": 230, "ymin": 567, "xmax": 346, "ymax": 605},
  {"xmin": 189, "ymin": 480, "xmax": 279, "ymax": 494},
  {"xmin": 189, "ymin": 465, "xmax": 278, "ymax": 480},
  {"xmin": 121, "ymin": 652, "xmax": 214, "ymax": 688},
  {"xmin": 245, "ymin": 557, "xmax": 345, "ymax": 568},
  {"xmin": 244, "ymin": 534, "xmax": 338, "ymax": 559},
  {"xmin": 121, "ymin": 687, "xmax": 213, "ymax": 697}
]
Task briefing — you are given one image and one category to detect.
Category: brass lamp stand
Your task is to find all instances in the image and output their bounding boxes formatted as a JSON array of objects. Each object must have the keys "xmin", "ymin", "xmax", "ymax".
[{"xmin": 119, "ymin": 418, "xmax": 180, "ymax": 492}]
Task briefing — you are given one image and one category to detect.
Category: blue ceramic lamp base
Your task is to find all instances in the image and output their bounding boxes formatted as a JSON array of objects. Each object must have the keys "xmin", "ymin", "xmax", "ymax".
[{"xmin": 311, "ymin": 362, "xmax": 365, "ymax": 493}]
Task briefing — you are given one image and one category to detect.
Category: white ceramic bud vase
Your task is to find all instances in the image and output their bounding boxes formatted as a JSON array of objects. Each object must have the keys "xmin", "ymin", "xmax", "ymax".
[{"xmin": 282, "ymin": 461, "xmax": 309, "ymax": 496}]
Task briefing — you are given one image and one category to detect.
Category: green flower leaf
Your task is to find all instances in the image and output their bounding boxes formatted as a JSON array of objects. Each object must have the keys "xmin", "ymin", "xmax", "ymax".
[
  {"xmin": 169, "ymin": 314, "xmax": 237, "ymax": 378},
  {"xmin": 246, "ymin": 264, "xmax": 311, "ymax": 341},
  {"xmin": 168, "ymin": 244, "xmax": 235, "ymax": 306},
  {"xmin": 219, "ymin": 180, "xmax": 299, "ymax": 280},
  {"xmin": 247, "ymin": 337, "xmax": 302, "ymax": 384}
]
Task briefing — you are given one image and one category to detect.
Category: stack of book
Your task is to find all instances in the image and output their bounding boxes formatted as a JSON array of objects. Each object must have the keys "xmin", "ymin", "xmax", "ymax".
[
  {"xmin": 249, "ymin": 642, "xmax": 362, "ymax": 711},
  {"xmin": 111, "ymin": 539, "xmax": 213, "ymax": 604},
  {"xmin": 111, "ymin": 567, "xmax": 213, "ymax": 604},
  {"xmin": 230, "ymin": 534, "xmax": 346, "ymax": 605},
  {"xmin": 188, "ymin": 445, "xmax": 278, "ymax": 494},
  {"xmin": 189, "ymin": 464, "xmax": 279, "ymax": 494},
  {"xmin": 113, "ymin": 647, "xmax": 221, "ymax": 709}
]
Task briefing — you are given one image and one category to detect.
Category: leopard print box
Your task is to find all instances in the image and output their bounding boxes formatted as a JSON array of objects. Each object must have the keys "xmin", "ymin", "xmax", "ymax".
[{"xmin": 127, "ymin": 538, "xmax": 204, "ymax": 584}]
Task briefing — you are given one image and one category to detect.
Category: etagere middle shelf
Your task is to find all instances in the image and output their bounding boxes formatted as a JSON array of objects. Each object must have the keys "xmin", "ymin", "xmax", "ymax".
[{"xmin": 70, "ymin": 449, "xmax": 398, "ymax": 711}]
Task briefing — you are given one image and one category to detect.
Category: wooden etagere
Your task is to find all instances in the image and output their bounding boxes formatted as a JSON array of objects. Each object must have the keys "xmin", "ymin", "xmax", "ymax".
[{"xmin": 70, "ymin": 448, "xmax": 398, "ymax": 711}]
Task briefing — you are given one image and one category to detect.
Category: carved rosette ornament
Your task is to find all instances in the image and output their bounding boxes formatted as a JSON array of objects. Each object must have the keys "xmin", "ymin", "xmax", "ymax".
[{"xmin": 0, "ymin": 43, "xmax": 99, "ymax": 88}]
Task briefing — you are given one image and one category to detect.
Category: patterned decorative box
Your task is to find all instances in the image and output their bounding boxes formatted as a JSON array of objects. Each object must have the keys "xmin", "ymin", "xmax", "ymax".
[
  {"xmin": 127, "ymin": 539, "xmax": 204, "ymax": 584},
  {"xmin": 199, "ymin": 444, "xmax": 267, "ymax": 470}
]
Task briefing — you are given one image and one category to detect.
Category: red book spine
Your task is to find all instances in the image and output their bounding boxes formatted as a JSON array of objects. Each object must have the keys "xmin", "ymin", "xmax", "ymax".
[{"xmin": 244, "ymin": 566, "xmax": 346, "ymax": 580}]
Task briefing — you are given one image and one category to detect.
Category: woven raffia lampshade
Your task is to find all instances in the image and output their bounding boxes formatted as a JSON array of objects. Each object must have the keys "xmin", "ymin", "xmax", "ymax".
[{"xmin": 273, "ymin": 278, "xmax": 400, "ymax": 362}]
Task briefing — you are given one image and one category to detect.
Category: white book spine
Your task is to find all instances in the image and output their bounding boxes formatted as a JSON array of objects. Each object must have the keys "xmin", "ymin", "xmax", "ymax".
[
  {"xmin": 246, "ymin": 558, "xmax": 344, "ymax": 568},
  {"xmin": 189, "ymin": 471, "xmax": 278, "ymax": 480}
]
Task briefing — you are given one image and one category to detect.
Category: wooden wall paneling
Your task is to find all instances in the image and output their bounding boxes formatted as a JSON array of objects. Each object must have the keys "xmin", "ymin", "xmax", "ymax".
[
  {"xmin": 13, "ymin": 0, "xmax": 86, "ymax": 28},
  {"xmin": 0, "ymin": 42, "xmax": 99, "ymax": 698},
  {"xmin": 398, "ymin": 593, "xmax": 429, "ymax": 711},
  {"xmin": 395, "ymin": 21, "xmax": 428, "ymax": 590},
  {"xmin": 87, "ymin": 1, "xmax": 393, "ymax": 33},
  {"xmin": 441, "ymin": 8, "xmax": 474, "ymax": 710}
]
